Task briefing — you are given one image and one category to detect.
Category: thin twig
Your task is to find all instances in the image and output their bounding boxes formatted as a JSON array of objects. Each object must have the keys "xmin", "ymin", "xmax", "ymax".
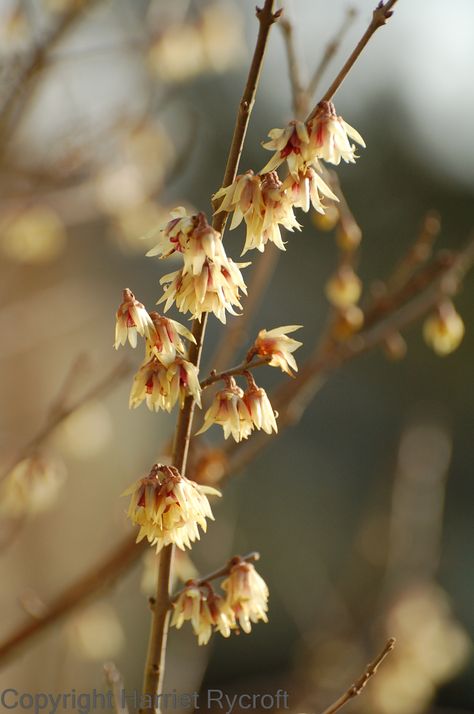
[
  {"xmin": 308, "ymin": 0, "xmax": 400, "ymax": 118},
  {"xmin": 320, "ymin": 638, "xmax": 396, "ymax": 714},
  {"xmin": 279, "ymin": 17, "xmax": 306, "ymax": 118},
  {"xmin": 200, "ymin": 357, "xmax": 270, "ymax": 390}
]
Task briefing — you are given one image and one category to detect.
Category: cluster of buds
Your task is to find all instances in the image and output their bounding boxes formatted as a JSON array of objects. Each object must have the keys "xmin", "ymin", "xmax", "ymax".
[
  {"xmin": 197, "ymin": 374, "xmax": 277, "ymax": 443},
  {"xmin": 115, "ymin": 290, "xmax": 201, "ymax": 412},
  {"xmin": 149, "ymin": 210, "xmax": 249, "ymax": 323},
  {"xmin": 171, "ymin": 557, "xmax": 269, "ymax": 645},
  {"xmin": 123, "ymin": 464, "xmax": 221, "ymax": 552}
]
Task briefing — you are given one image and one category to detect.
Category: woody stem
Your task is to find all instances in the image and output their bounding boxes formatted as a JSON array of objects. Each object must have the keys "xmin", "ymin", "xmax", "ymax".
[{"xmin": 139, "ymin": 3, "xmax": 279, "ymax": 713}]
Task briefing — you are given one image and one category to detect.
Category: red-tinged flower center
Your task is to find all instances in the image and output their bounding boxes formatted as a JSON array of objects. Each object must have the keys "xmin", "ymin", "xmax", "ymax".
[
  {"xmin": 126, "ymin": 310, "xmax": 136, "ymax": 328},
  {"xmin": 145, "ymin": 376, "xmax": 154, "ymax": 393},
  {"xmin": 180, "ymin": 366, "xmax": 188, "ymax": 386}
]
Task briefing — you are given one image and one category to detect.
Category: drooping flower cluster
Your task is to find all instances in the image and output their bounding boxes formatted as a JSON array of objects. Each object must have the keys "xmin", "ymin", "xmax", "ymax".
[
  {"xmin": 129, "ymin": 356, "xmax": 201, "ymax": 412},
  {"xmin": 248, "ymin": 325, "xmax": 303, "ymax": 376},
  {"xmin": 213, "ymin": 102, "xmax": 364, "ymax": 256},
  {"xmin": 213, "ymin": 170, "xmax": 301, "ymax": 254},
  {"xmin": 171, "ymin": 582, "xmax": 234, "ymax": 645},
  {"xmin": 197, "ymin": 375, "xmax": 277, "ymax": 443},
  {"xmin": 261, "ymin": 103, "xmax": 365, "ymax": 174},
  {"xmin": 171, "ymin": 557, "xmax": 269, "ymax": 644},
  {"xmin": 221, "ymin": 559, "xmax": 269, "ymax": 634},
  {"xmin": 149, "ymin": 210, "xmax": 249, "ymax": 323},
  {"xmin": 115, "ymin": 291, "xmax": 201, "ymax": 412},
  {"xmin": 123, "ymin": 464, "xmax": 221, "ymax": 552}
]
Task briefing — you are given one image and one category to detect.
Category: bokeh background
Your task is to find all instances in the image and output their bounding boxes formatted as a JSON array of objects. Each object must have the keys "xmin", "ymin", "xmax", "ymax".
[{"xmin": 0, "ymin": 0, "xmax": 473, "ymax": 713}]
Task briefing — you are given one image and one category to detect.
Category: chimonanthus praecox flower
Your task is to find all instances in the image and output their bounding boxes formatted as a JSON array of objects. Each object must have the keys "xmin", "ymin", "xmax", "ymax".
[
  {"xmin": 309, "ymin": 101, "xmax": 365, "ymax": 166},
  {"xmin": 123, "ymin": 464, "xmax": 221, "ymax": 552},
  {"xmin": 213, "ymin": 170, "xmax": 301, "ymax": 254},
  {"xmin": 243, "ymin": 379, "xmax": 278, "ymax": 435},
  {"xmin": 249, "ymin": 325, "xmax": 302, "ymax": 376},
  {"xmin": 159, "ymin": 258, "xmax": 249, "ymax": 324},
  {"xmin": 423, "ymin": 301, "xmax": 465, "ymax": 356},
  {"xmin": 146, "ymin": 311, "xmax": 195, "ymax": 366},
  {"xmin": 222, "ymin": 559, "xmax": 269, "ymax": 634},
  {"xmin": 325, "ymin": 265, "xmax": 362, "ymax": 308},
  {"xmin": 129, "ymin": 356, "xmax": 201, "ymax": 412},
  {"xmin": 171, "ymin": 582, "xmax": 235, "ymax": 645},
  {"xmin": 114, "ymin": 288, "xmax": 154, "ymax": 349},
  {"xmin": 282, "ymin": 166, "xmax": 337, "ymax": 214},
  {"xmin": 260, "ymin": 120, "xmax": 314, "ymax": 176},
  {"xmin": 196, "ymin": 377, "xmax": 252, "ymax": 442},
  {"xmin": 151, "ymin": 210, "xmax": 249, "ymax": 323}
]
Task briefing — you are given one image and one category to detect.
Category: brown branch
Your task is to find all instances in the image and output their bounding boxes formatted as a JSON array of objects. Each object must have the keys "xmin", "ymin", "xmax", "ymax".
[
  {"xmin": 139, "ymin": 3, "xmax": 280, "ymax": 712},
  {"xmin": 279, "ymin": 18, "xmax": 306, "ymax": 119},
  {"xmin": 308, "ymin": 0, "xmax": 400, "ymax": 118},
  {"xmin": 0, "ymin": 357, "xmax": 132, "ymax": 484},
  {"xmin": 320, "ymin": 638, "xmax": 396, "ymax": 714},
  {"xmin": 307, "ymin": 7, "xmax": 358, "ymax": 99}
]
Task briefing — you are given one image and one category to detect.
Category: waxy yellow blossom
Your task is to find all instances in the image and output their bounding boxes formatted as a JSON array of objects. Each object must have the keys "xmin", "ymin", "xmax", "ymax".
[
  {"xmin": 222, "ymin": 560, "xmax": 269, "ymax": 634},
  {"xmin": 197, "ymin": 378, "xmax": 252, "ymax": 442},
  {"xmin": 123, "ymin": 464, "xmax": 221, "ymax": 552},
  {"xmin": 129, "ymin": 356, "xmax": 201, "ymax": 412},
  {"xmin": 146, "ymin": 311, "xmax": 195, "ymax": 366},
  {"xmin": 171, "ymin": 582, "xmax": 235, "ymax": 645},
  {"xmin": 243, "ymin": 381, "xmax": 278, "ymax": 435},
  {"xmin": 310, "ymin": 101, "xmax": 365, "ymax": 166},
  {"xmin": 114, "ymin": 288, "xmax": 154, "ymax": 349},
  {"xmin": 251, "ymin": 325, "xmax": 302, "ymax": 376}
]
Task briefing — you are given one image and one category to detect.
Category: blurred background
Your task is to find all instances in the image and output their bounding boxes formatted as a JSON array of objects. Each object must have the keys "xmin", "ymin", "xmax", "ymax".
[{"xmin": 0, "ymin": 1, "xmax": 473, "ymax": 713}]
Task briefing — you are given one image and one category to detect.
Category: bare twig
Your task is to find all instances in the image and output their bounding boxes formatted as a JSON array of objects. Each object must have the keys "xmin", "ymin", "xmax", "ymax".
[
  {"xmin": 308, "ymin": 0, "xmax": 400, "ymax": 118},
  {"xmin": 320, "ymin": 638, "xmax": 396, "ymax": 714},
  {"xmin": 280, "ymin": 18, "xmax": 306, "ymax": 118},
  {"xmin": 104, "ymin": 662, "xmax": 129, "ymax": 714},
  {"xmin": 200, "ymin": 357, "xmax": 270, "ymax": 390}
]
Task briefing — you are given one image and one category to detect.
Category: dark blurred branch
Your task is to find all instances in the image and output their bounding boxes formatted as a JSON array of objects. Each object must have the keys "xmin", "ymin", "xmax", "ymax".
[
  {"xmin": 0, "ymin": 0, "xmax": 101, "ymax": 152},
  {"xmin": 307, "ymin": 7, "xmax": 358, "ymax": 99},
  {"xmin": 0, "ymin": 357, "xmax": 131, "ymax": 484},
  {"xmin": 320, "ymin": 638, "xmax": 396, "ymax": 714}
]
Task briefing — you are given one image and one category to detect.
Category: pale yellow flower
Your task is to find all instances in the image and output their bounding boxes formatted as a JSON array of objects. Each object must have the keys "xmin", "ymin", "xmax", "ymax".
[
  {"xmin": 423, "ymin": 302, "xmax": 465, "ymax": 356},
  {"xmin": 251, "ymin": 325, "xmax": 302, "ymax": 376},
  {"xmin": 115, "ymin": 288, "xmax": 154, "ymax": 349},
  {"xmin": 222, "ymin": 560, "xmax": 269, "ymax": 634},
  {"xmin": 282, "ymin": 166, "xmax": 337, "ymax": 214},
  {"xmin": 129, "ymin": 356, "xmax": 201, "ymax": 412},
  {"xmin": 325, "ymin": 266, "xmax": 362, "ymax": 308},
  {"xmin": 310, "ymin": 101, "xmax": 365, "ymax": 166},
  {"xmin": 123, "ymin": 464, "xmax": 221, "ymax": 552},
  {"xmin": 146, "ymin": 311, "xmax": 196, "ymax": 367},
  {"xmin": 158, "ymin": 258, "xmax": 249, "ymax": 324},
  {"xmin": 171, "ymin": 583, "xmax": 235, "ymax": 645},
  {"xmin": 243, "ymin": 382, "xmax": 278, "ymax": 435},
  {"xmin": 197, "ymin": 378, "xmax": 252, "ymax": 442},
  {"xmin": 146, "ymin": 206, "xmax": 195, "ymax": 259},
  {"xmin": 261, "ymin": 120, "xmax": 314, "ymax": 177},
  {"xmin": 214, "ymin": 171, "xmax": 300, "ymax": 255}
]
